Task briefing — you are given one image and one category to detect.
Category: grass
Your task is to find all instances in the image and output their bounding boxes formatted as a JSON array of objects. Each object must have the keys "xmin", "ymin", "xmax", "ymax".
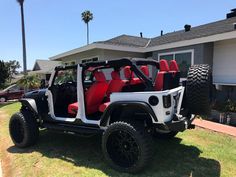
[{"xmin": 0, "ymin": 102, "xmax": 236, "ymax": 177}]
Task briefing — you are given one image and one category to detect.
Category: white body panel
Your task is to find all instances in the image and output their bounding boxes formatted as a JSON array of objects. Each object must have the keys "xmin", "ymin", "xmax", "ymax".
[
  {"xmin": 46, "ymin": 65, "xmax": 184, "ymax": 126},
  {"xmin": 110, "ymin": 86, "xmax": 185, "ymax": 123}
]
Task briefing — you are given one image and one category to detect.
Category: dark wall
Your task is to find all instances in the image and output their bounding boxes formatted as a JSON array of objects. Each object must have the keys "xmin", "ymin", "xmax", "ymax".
[{"xmin": 215, "ymin": 85, "xmax": 236, "ymax": 102}]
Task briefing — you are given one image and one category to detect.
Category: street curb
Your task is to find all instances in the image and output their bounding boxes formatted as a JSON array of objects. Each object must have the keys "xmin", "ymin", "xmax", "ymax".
[{"xmin": 193, "ymin": 119, "xmax": 236, "ymax": 137}]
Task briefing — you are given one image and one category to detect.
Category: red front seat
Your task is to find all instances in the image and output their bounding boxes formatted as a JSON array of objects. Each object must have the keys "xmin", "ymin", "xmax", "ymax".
[
  {"xmin": 123, "ymin": 66, "xmax": 140, "ymax": 85},
  {"xmin": 85, "ymin": 71, "xmax": 108, "ymax": 114},
  {"xmin": 154, "ymin": 59, "xmax": 171, "ymax": 91},
  {"xmin": 68, "ymin": 71, "xmax": 108, "ymax": 115},
  {"xmin": 140, "ymin": 65, "xmax": 149, "ymax": 77}
]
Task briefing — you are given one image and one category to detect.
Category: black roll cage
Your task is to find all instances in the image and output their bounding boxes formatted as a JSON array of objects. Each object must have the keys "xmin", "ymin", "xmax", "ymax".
[
  {"xmin": 80, "ymin": 58, "xmax": 160, "ymax": 90},
  {"xmin": 53, "ymin": 57, "xmax": 160, "ymax": 90}
]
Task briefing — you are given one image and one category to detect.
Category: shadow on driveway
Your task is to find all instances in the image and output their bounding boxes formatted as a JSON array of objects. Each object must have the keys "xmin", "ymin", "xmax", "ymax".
[{"xmin": 8, "ymin": 130, "xmax": 221, "ymax": 177}]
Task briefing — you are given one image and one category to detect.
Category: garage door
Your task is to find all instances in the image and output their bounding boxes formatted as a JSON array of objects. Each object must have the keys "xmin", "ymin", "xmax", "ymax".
[{"xmin": 213, "ymin": 38, "xmax": 236, "ymax": 84}]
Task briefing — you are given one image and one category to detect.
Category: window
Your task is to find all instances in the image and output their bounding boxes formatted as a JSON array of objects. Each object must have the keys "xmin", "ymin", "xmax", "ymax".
[
  {"xmin": 175, "ymin": 53, "xmax": 192, "ymax": 77},
  {"xmin": 54, "ymin": 68, "xmax": 77, "ymax": 85},
  {"xmin": 159, "ymin": 54, "xmax": 174, "ymax": 61},
  {"xmin": 158, "ymin": 50, "xmax": 194, "ymax": 78},
  {"xmin": 81, "ymin": 57, "xmax": 98, "ymax": 63}
]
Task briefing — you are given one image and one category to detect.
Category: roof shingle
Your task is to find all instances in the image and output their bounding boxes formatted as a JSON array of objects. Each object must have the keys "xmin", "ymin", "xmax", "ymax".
[
  {"xmin": 96, "ymin": 34, "xmax": 151, "ymax": 47},
  {"xmin": 97, "ymin": 17, "xmax": 236, "ymax": 48},
  {"xmin": 149, "ymin": 17, "xmax": 236, "ymax": 47}
]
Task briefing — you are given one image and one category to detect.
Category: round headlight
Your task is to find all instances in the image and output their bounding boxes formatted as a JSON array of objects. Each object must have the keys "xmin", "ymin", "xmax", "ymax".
[{"xmin": 148, "ymin": 96, "xmax": 159, "ymax": 106}]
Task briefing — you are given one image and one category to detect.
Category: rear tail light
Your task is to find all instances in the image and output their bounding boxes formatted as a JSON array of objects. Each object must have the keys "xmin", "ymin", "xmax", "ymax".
[{"xmin": 163, "ymin": 95, "xmax": 171, "ymax": 108}]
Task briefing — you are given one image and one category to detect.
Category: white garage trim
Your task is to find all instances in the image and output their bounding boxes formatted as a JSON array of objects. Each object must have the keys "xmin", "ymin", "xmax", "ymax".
[{"xmin": 50, "ymin": 43, "xmax": 146, "ymax": 60}]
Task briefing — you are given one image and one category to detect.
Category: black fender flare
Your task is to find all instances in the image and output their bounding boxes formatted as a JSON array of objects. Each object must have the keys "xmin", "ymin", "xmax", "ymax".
[
  {"xmin": 100, "ymin": 101, "xmax": 158, "ymax": 126},
  {"xmin": 19, "ymin": 98, "xmax": 38, "ymax": 115}
]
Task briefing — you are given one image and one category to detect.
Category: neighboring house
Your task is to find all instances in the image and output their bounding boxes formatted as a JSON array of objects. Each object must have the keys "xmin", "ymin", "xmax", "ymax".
[
  {"xmin": 50, "ymin": 9, "xmax": 236, "ymax": 100},
  {"xmin": 29, "ymin": 59, "xmax": 61, "ymax": 81}
]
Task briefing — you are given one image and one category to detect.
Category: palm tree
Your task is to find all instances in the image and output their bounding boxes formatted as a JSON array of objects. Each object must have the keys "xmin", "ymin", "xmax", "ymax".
[
  {"xmin": 81, "ymin": 10, "xmax": 93, "ymax": 45},
  {"xmin": 17, "ymin": 75, "xmax": 40, "ymax": 91},
  {"xmin": 17, "ymin": 0, "xmax": 27, "ymax": 75}
]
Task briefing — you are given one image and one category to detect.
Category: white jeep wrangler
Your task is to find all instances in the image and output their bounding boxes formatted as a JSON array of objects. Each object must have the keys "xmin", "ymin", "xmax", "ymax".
[{"xmin": 9, "ymin": 58, "xmax": 212, "ymax": 173}]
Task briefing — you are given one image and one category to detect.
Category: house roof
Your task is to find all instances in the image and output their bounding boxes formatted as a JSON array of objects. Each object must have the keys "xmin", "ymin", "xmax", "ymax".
[
  {"xmin": 96, "ymin": 34, "xmax": 151, "ymax": 47},
  {"xmin": 148, "ymin": 17, "xmax": 236, "ymax": 47},
  {"xmin": 50, "ymin": 16, "xmax": 236, "ymax": 60},
  {"xmin": 32, "ymin": 60, "xmax": 61, "ymax": 73}
]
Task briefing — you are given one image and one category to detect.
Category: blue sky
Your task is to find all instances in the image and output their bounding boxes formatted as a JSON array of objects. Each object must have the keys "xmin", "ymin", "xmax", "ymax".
[{"xmin": 0, "ymin": 0, "xmax": 235, "ymax": 70}]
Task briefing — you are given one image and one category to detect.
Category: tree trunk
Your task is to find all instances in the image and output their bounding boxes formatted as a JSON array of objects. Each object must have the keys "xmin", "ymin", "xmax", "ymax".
[
  {"xmin": 87, "ymin": 22, "xmax": 89, "ymax": 45},
  {"xmin": 20, "ymin": 3, "xmax": 27, "ymax": 75}
]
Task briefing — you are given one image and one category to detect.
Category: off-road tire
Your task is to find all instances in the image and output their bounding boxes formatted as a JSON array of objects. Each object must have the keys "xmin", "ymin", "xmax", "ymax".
[
  {"xmin": 9, "ymin": 110, "xmax": 39, "ymax": 148},
  {"xmin": 186, "ymin": 64, "xmax": 212, "ymax": 115},
  {"xmin": 102, "ymin": 121, "xmax": 153, "ymax": 173},
  {"xmin": 153, "ymin": 131, "xmax": 178, "ymax": 139}
]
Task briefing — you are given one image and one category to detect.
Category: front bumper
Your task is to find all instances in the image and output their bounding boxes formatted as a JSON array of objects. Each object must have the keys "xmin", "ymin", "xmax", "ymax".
[{"xmin": 165, "ymin": 115, "xmax": 195, "ymax": 132}]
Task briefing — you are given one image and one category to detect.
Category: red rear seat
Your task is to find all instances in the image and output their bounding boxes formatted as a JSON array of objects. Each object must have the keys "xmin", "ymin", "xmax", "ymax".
[
  {"xmin": 106, "ymin": 71, "xmax": 126, "ymax": 99},
  {"xmin": 169, "ymin": 60, "xmax": 180, "ymax": 88},
  {"xmin": 68, "ymin": 71, "xmax": 108, "ymax": 116},
  {"xmin": 99, "ymin": 70, "xmax": 127, "ymax": 113},
  {"xmin": 170, "ymin": 60, "xmax": 179, "ymax": 72},
  {"xmin": 154, "ymin": 59, "xmax": 170, "ymax": 91}
]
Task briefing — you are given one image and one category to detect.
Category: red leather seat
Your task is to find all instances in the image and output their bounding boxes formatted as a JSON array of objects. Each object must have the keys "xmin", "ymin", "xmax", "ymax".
[
  {"xmin": 140, "ymin": 65, "xmax": 149, "ymax": 77},
  {"xmin": 170, "ymin": 60, "xmax": 179, "ymax": 72},
  {"xmin": 106, "ymin": 71, "xmax": 126, "ymax": 98},
  {"xmin": 160, "ymin": 59, "xmax": 170, "ymax": 71},
  {"xmin": 68, "ymin": 71, "xmax": 108, "ymax": 115},
  {"xmin": 99, "ymin": 71, "xmax": 126, "ymax": 113},
  {"xmin": 68, "ymin": 102, "xmax": 78, "ymax": 115},
  {"xmin": 123, "ymin": 66, "xmax": 141, "ymax": 85},
  {"xmin": 99, "ymin": 102, "xmax": 110, "ymax": 112},
  {"xmin": 154, "ymin": 59, "xmax": 170, "ymax": 91}
]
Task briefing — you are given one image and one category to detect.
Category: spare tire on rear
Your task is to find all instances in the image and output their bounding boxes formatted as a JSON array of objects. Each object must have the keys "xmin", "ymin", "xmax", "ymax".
[{"xmin": 186, "ymin": 64, "xmax": 212, "ymax": 115}]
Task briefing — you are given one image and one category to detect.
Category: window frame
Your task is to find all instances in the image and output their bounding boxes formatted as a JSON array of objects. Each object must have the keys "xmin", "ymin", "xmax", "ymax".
[
  {"xmin": 52, "ymin": 68, "xmax": 77, "ymax": 86},
  {"xmin": 158, "ymin": 49, "xmax": 194, "ymax": 78}
]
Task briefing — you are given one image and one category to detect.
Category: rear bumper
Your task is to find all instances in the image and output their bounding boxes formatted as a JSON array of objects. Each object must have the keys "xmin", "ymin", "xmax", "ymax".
[{"xmin": 165, "ymin": 115, "xmax": 195, "ymax": 132}]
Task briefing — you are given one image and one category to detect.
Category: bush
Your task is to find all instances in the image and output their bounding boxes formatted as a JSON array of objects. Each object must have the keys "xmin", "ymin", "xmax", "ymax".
[{"xmin": 212, "ymin": 99, "xmax": 236, "ymax": 113}]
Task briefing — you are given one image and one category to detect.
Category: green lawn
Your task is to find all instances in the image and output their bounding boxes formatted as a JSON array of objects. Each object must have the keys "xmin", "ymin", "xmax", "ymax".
[{"xmin": 0, "ymin": 102, "xmax": 236, "ymax": 177}]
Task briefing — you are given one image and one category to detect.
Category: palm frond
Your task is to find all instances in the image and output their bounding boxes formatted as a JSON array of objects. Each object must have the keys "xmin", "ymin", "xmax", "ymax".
[
  {"xmin": 17, "ymin": 0, "xmax": 24, "ymax": 5},
  {"xmin": 81, "ymin": 10, "xmax": 93, "ymax": 23}
]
